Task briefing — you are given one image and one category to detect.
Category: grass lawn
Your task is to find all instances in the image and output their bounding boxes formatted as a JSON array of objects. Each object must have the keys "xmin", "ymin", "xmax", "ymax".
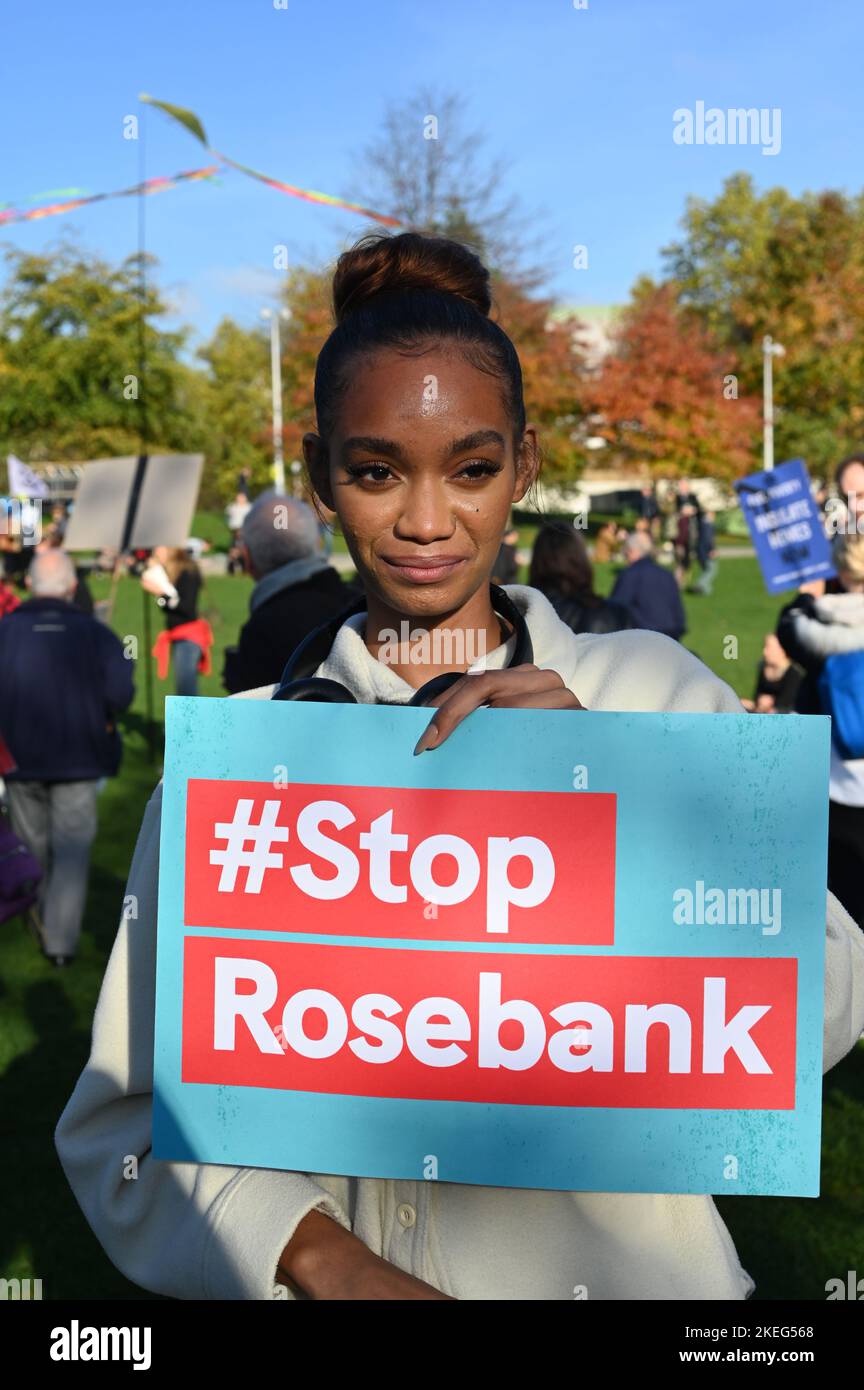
[{"xmin": 0, "ymin": 558, "xmax": 861, "ymax": 1301}]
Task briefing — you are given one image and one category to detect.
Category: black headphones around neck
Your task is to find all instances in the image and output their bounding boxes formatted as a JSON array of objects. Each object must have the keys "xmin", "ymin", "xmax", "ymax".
[{"xmin": 271, "ymin": 583, "xmax": 533, "ymax": 706}]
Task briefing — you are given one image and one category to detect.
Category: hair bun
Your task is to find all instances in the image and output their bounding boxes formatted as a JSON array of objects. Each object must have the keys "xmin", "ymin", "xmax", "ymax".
[{"xmin": 332, "ymin": 231, "xmax": 492, "ymax": 323}]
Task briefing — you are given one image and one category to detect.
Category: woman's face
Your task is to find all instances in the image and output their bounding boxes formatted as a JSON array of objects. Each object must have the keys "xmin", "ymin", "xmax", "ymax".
[{"xmin": 305, "ymin": 345, "xmax": 538, "ymax": 620}]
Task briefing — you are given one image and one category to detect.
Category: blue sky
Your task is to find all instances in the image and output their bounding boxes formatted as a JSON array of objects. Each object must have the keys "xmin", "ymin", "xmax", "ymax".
[{"xmin": 2, "ymin": 0, "xmax": 862, "ymax": 348}]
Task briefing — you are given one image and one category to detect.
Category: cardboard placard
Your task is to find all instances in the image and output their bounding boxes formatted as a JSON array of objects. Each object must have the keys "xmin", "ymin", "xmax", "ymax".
[{"xmin": 153, "ymin": 699, "xmax": 829, "ymax": 1196}]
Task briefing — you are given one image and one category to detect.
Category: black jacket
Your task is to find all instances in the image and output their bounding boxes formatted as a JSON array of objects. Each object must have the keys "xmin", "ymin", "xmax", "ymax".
[
  {"xmin": 223, "ymin": 567, "xmax": 359, "ymax": 694},
  {"xmin": 0, "ymin": 598, "xmax": 134, "ymax": 780},
  {"xmin": 776, "ymin": 593, "xmax": 829, "ymax": 715},
  {"xmin": 164, "ymin": 568, "xmax": 201, "ymax": 630},
  {"xmin": 543, "ymin": 588, "xmax": 634, "ymax": 636}
]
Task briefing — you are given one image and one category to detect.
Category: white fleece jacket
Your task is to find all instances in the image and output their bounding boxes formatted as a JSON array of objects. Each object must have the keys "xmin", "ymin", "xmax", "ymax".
[
  {"xmin": 55, "ymin": 585, "xmax": 864, "ymax": 1301},
  {"xmin": 791, "ymin": 591, "xmax": 864, "ymax": 658}
]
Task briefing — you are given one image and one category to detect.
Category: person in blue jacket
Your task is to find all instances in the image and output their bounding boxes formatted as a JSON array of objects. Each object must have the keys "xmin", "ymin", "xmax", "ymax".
[
  {"xmin": 609, "ymin": 531, "xmax": 687, "ymax": 640},
  {"xmin": 0, "ymin": 549, "xmax": 134, "ymax": 965}
]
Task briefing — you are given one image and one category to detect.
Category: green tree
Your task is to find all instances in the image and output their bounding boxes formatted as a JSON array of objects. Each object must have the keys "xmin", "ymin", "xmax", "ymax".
[
  {"xmin": 0, "ymin": 241, "xmax": 197, "ymax": 462},
  {"xmin": 194, "ymin": 317, "xmax": 271, "ymax": 504},
  {"xmin": 663, "ymin": 174, "xmax": 864, "ymax": 477},
  {"xmin": 196, "ymin": 267, "xmax": 347, "ymax": 508}
]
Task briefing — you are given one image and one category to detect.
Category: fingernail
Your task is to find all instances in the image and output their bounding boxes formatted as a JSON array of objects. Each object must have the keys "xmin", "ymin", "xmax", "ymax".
[{"xmin": 413, "ymin": 724, "xmax": 439, "ymax": 756}]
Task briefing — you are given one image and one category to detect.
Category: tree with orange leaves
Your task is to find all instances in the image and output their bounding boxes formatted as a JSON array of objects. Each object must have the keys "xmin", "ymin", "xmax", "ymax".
[
  {"xmin": 588, "ymin": 282, "xmax": 760, "ymax": 480},
  {"xmin": 276, "ymin": 266, "xmax": 333, "ymax": 469},
  {"xmin": 491, "ymin": 275, "xmax": 588, "ymax": 482}
]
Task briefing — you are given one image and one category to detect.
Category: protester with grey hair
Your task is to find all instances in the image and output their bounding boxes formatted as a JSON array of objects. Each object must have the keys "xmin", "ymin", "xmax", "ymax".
[
  {"xmin": 0, "ymin": 549, "xmax": 134, "ymax": 965},
  {"xmin": 609, "ymin": 531, "xmax": 687, "ymax": 640},
  {"xmin": 222, "ymin": 493, "xmax": 358, "ymax": 693}
]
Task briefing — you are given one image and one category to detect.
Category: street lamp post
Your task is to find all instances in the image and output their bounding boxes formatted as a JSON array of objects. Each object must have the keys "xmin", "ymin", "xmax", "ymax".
[
  {"xmin": 261, "ymin": 307, "xmax": 291, "ymax": 493},
  {"xmin": 762, "ymin": 334, "xmax": 786, "ymax": 472}
]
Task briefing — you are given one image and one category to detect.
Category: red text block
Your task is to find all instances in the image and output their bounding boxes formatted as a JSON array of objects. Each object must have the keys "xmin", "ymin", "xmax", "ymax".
[
  {"xmin": 184, "ymin": 779, "xmax": 616, "ymax": 946},
  {"xmin": 182, "ymin": 936, "xmax": 797, "ymax": 1110}
]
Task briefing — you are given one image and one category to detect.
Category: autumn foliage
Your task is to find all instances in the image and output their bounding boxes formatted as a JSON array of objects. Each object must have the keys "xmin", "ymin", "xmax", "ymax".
[
  {"xmin": 588, "ymin": 284, "xmax": 760, "ymax": 481},
  {"xmin": 490, "ymin": 275, "xmax": 587, "ymax": 480}
]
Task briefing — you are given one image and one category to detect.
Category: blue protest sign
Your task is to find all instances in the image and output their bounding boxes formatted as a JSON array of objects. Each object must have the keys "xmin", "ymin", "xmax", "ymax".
[
  {"xmin": 153, "ymin": 697, "xmax": 830, "ymax": 1197},
  {"xmin": 735, "ymin": 457, "xmax": 836, "ymax": 593}
]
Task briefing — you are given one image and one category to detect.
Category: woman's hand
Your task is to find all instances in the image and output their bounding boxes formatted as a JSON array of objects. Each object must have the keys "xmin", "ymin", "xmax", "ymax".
[
  {"xmin": 414, "ymin": 663, "xmax": 585, "ymax": 755},
  {"xmin": 278, "ymin": 1209, "xmax": 453, "ymax": 1300},
  {"xmin": 319, "ymin": 1250, "xmax": 454, "ymax": 1300}
]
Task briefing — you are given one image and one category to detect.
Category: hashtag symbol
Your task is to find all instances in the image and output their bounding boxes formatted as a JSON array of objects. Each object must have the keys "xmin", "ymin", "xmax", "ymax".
[{"xmin": 209, "ymin": 798, "xmax": 290, "ymax": 893}]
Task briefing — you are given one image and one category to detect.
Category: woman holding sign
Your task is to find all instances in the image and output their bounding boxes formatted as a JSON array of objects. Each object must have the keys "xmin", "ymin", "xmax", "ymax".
[{"xmin": 57, "ymin": 232, "xmax": 864, "ymax": 1301}]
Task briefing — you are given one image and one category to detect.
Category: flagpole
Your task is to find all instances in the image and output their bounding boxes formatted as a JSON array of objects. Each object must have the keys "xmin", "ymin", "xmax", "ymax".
[
  {"xmin": 138, "ymin": 98, "xmax": 157, "ymax": 761},
  {"xmin": 137, "ymin": 100, "xmax": 149, "ymax": 455},
  {"xmin": 105, "ymin": 100, "xmax": 150, "ymax": 632}
]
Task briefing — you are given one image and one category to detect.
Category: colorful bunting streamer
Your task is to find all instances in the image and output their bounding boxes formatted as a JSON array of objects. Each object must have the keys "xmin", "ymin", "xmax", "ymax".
[
  {"xmin": 140, "ymin": 92, "xmax": 402, "ymax": 228},
  {"xmin": 0, "ymin": 165, "xmax": 221, "ymax": 227},
  {"xmin": 0, "ymin": 188, "xmax": 90, "ymax": 211},
  {"xmin": 1, "ymin": 96, "xmax": 401, "ymax": 232},
  {"xmin": 215, "ymin": 150, "xmax": 402, "ymax": 226}
]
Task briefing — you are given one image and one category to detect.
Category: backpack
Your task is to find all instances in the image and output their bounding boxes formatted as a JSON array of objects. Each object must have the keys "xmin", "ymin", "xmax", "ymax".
[
  {"xmin": 0, "ymin": 815, "xmax": 42, "ymax": 925},
  {"xmin": 817, "ymin": 650, "xmax": 864, "ymax": 760}
]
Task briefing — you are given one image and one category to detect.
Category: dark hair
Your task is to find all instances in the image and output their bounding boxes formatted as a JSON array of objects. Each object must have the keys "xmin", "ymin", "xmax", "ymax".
[
  {"xmin": 162, "ymin": 547, "xmax": 200, "ymax": 585},
  {"xmin": 529, "ymin": 522, "xmax": 600, "ymax": 605},
  {"xmin": 313, "ymin": 232, "xmax": 526, "ymax": 444},
  {"xmin": 835, "ymin": 453, "xmax": 864, "ymax": 493}
]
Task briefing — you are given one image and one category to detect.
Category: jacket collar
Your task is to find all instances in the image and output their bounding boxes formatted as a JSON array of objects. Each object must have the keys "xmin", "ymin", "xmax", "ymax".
[
  {"xmin": 17, "ymin": 595, "xmax": 75, "ymax": 612},
  {"xmin": 250, "ymin": 554, "xmax": 332, "ymax": 613},
  {"xmin": 313, "ymin": 584, "xmax": 579, "ymax": 704}
]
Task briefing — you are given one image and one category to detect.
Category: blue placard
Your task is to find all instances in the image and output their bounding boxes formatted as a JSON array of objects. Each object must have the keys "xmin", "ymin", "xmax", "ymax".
[
  {"xmin": 153, "ymin": 698, "xmax": 830, "ymax": 1197},
  {"xmin": 735, "ymin": 457, "xmax": 836, "ymax": 593}
]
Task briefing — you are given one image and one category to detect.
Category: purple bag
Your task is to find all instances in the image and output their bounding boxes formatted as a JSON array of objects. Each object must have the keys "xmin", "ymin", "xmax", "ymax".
[{"xmin": 0, "ymin": 816, "xmax": 42, "ymax": 925}]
